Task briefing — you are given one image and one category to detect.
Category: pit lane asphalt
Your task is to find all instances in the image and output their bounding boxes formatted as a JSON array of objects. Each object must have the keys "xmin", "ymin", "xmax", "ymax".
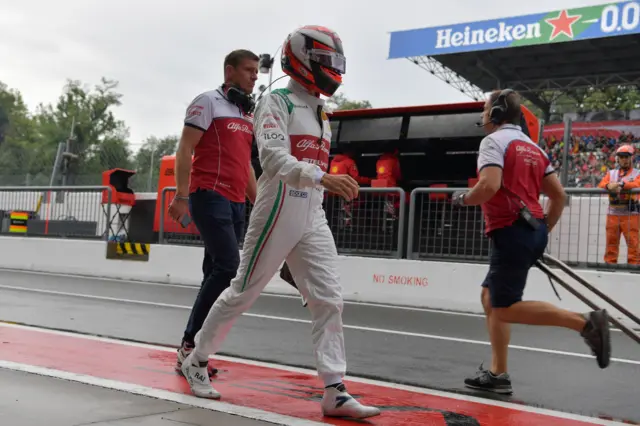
[
  {"xmin": 0, "ymin": 369, "xmax": 279, "ymax": 426},
  {"xmin": 0, "ymin": 269, "xmax": 638, "ymax": 424}
]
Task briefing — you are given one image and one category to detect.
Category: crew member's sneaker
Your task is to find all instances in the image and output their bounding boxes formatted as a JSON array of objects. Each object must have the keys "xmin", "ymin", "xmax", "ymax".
[
  {"xmin": 464, "ymin": 363, "xmax": 513, "ymax": 394},
  {"xmin": 580, "ymin": 309, "xmax": 612, "ymax": 369},
  {"xmin": 181, "ymin": 352, "xmax": 221, "ymax": 399},
  {"xmin": 176, "ymin": 342, "xmax": 218, "ymax": 376},
  {"xmin": 321, "ymin": 383, "xmax": 381, "ymax": 419}
]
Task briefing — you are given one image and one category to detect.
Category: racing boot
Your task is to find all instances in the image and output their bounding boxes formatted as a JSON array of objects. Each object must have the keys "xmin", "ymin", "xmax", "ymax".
[
  {"xmin": 180, "ymin": 352, "xmax": 221, "ymax": 399},
  {"xmin": 580, "ymin": 309, "xmax": 612, "ymax": 369},
  {"xmin": 176, "ymin": 341, "xmax": 218, "ymax": 377},
  {"xmin": 321, "ymin": 383, "xmax": 381, "ymax": 419}
]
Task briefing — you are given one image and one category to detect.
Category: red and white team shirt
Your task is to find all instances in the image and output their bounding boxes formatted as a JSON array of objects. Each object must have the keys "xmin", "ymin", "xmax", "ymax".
[
  {"xmin": 184, "ymin": 87, "xmax": 254, "ymax": 203},
  {"xmin": 477, "ymin": 124, "xmax": 555, "ymax": 234}
]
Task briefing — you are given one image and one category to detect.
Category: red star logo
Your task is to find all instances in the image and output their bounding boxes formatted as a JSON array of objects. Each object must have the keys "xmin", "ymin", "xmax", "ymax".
[{"xmin": 545, "ymin": 10, "xmax": 581, "ymax": 40}]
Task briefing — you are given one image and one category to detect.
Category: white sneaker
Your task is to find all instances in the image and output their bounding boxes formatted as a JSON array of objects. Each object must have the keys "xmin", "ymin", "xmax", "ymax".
[
  {"xmin": 175, "ymin": 344, "xmax": 192, "ymax": 372},
  {"xmin": 176, "ymin": 344, "xmax": 218, "ymax": 376},
  {"xmin": 321, "ymin": 383, "xmax": 380, "ymax": 419},
  {"xmin": 180, "ymin": 352, "xmax": 221, "ymax": 399}
]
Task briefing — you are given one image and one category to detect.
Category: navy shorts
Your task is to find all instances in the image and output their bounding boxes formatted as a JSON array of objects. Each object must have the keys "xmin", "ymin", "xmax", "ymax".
[{"xmin": 481, "ymin": 219, "xmax": 548, "ymax": 308}]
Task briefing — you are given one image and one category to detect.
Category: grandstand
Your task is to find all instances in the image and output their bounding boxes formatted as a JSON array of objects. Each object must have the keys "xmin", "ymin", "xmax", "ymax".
[{"xmin": 388, "ymin": 1, "xmax": 640, "ymax": 187}]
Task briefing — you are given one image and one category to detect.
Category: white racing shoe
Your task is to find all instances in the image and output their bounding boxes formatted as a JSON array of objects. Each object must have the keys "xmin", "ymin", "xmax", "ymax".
[
  {"xmin": 180, "ymin": 352, "xmax": 221, "ymax": 399},
  {"xmin": 321, "ymin": 383, "xmax": 381, "ymax": 419}
]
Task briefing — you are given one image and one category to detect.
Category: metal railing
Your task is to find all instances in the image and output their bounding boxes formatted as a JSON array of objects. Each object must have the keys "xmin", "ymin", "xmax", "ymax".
[
  {"xmin": 0, "ymin": 186, "xmax": 113, "ymax": 240},
  {"xmin": 159, "ymin": 186, "xmax": 406, "ymax": 259},
  {"xmin": 407, "ymin": 188, "xmax": 489, "ymax": 262},
  {"xmin": 1, "ymin": 183, "xmax": 635, "ymax": 273},
  {"xmin": 407, "ymin": 187, "xmax": 640, "ymax": 271},
  {"xmin": 325, "ymin": 188, "xmax": 406, "ymax": 259},
  {"xmin": 546, "ymin": 187, "xmax": 640, "ymax": 271}
]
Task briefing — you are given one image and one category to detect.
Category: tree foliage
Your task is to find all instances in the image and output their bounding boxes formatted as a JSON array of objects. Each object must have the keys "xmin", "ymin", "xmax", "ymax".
[
  {"xmin": 522, "ymin": 85, "xmax": 640, "ymax": 123},
  {"xmin": 134, "ymin": 135, "xmax": 179, "ymax": 191},
  {"xmin": 327, "ymin": 92, "xmax": 372, "ymax": 111},
  {"xmin": 2, "ymin": 76, "xmax": 638, "ymax": 189},
  {"xmin": 0, "ymin": 78, "xmax": 178, "ymax": 189}
]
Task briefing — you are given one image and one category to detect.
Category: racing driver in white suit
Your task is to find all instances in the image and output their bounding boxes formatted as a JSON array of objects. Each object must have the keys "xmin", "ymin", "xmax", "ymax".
[{"xmin": 180, "ymin": 26, "xmax": 381, "ymax": 419}]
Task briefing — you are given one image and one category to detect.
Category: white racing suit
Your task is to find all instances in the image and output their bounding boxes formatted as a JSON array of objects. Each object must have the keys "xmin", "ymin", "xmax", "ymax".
[{"xmin": 193, "ymin": 79, "xmax": 345, "ymax": 385}]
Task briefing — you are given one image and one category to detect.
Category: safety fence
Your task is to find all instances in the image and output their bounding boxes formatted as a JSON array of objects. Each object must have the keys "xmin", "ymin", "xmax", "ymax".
[
  {"xmin": 159, "ymin": 187, "xmax": 406, "ymax": 259},
  {"xmin": 0, "ymin": 186, "xmax": 113, "ymax": 240},
  {"xmin": 408, "ymin": 187, "xmax": 640, "ymax": 271},
  {"xmin": 1, "ymin": 184, "xmax": 638, "ymax": 271}
]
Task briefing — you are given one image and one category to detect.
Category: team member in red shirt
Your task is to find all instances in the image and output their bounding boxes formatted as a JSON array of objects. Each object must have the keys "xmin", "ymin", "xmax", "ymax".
[
  {"xmin": 330, "ymin": 150, "xmax": 371, "ymax": 185},
  {"xmin": 452, "ymin": 89, "xmax": 612, "ymax": 394},
  {"xmin": 329, "ymin": 150, "xmax": 370, "ymax": 227},
  {"xmin": 376, "ymin": 147, "xmax": 402, "ymax": 230},
  {"xmin": 168, "ymin": 49, "xmax": 260, "ymax": 374},
  {"xmin": 375, "ymin": 147, "xmax": 401, "ymax": 187}
]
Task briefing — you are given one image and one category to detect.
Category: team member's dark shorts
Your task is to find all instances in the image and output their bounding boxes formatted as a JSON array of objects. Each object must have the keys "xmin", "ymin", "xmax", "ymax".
[{"xmin": 481, "ymin": 218, "xmax": 548, "ymax": 308}]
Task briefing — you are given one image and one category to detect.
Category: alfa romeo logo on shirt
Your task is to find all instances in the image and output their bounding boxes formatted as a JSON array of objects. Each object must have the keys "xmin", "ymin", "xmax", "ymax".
[{"xmin": 227, "ymin": 122, "xmax": 252, "ymax": 134}]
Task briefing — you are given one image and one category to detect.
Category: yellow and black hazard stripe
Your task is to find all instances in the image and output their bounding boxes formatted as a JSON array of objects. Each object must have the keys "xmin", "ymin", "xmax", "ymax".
[
  {"xmin": 115, "ymin": 242, "xmax": 150, "ymax": 256},
  {"xmin": 106, "ymin": 241, "xmax": 150, "ymax": 261}
]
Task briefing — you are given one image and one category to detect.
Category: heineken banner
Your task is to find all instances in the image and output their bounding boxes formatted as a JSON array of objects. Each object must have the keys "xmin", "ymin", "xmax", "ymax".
[{"xmin": 388, "ymin": 1, "xmax": 640, "ymax": 58}]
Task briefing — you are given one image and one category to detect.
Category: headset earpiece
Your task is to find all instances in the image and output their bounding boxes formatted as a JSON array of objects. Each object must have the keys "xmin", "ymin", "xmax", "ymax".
[
  {"xmin": 223, "ymin": 84, "xmax": 256, "ymax": 114},
  {"xmin": 489, "ymin": 88, "xmax": 515, "ymax": 125}
]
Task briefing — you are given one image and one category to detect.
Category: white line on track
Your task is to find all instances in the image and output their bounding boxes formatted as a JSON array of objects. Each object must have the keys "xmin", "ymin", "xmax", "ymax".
[
  {"xmin": 0, "ymin": 360, "xmax": 325, "ymax": 426},
  {"xmin": 0, "ymin": 267, "xmax": 486, "ymax": 317},
  {"xmin": 0, "ymin": 283, "xmax": 638, "ymax": 365},
  {"xmin": 0, "ymin": 322, "xmax": 629, "ymax": 426},
  {"xmin": 2, "ymin": 267, "xmax": 636, "ymax": 331}
]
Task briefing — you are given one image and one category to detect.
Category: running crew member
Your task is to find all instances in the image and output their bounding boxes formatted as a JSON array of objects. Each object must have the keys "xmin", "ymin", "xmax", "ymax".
[
  {"xmin": 168, "ymin": 49, "xmax": 259, "ymax": 375},
  {"xmin": 597, "ymin": 144, "xmax": 640, "ymax": 265},
  {"xmin": 180, "ymin": 26, "xmax": 381, "ymax": 419},
  {"xmin": 452, "ymin": 89, "xmax": 612, "ymax": 394}
]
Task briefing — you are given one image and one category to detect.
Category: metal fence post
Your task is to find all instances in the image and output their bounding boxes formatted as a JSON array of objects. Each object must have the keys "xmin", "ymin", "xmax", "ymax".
[
  {"xmin": 406, "ymin": 188, "xmax": 420, "ymax": 260},
  {"xmin": 560, "ymin": 116, "xmax": 572, "ymax": 186},
  {"xmin": 104, "ymin": 187, "xmax": 112, "ymax": 241},
  {"xmin": 159, "ymin": 187, "xmax": 175, "ymax": 244},
  {"xmin": 395, "ymin": 188, "xmax": 406, "ymax": 259}
]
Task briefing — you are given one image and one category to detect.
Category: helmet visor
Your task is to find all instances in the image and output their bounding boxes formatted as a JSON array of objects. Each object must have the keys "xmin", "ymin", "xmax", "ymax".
[{"xmin": 309, "ymin": 49, "xmax": 346, "ymax": 74}]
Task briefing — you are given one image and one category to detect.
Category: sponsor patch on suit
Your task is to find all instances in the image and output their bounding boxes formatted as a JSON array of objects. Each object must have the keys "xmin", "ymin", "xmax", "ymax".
[{"xmin": 289, "ymin": 189, "xmax": 308, "ymax": 198}]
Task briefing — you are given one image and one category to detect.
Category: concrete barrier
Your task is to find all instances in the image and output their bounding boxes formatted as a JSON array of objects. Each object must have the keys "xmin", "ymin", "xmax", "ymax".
[{"xmin": 0, "ymin": 236, "xmax": 637, "ymax": 324}]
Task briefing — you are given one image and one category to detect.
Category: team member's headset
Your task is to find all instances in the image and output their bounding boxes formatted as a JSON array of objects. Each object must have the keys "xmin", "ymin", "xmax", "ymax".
[
  {"xmin": 221, "ymin": 83, "xmax": 256, "ymax": 114},
  {"xmin": 475, "ymin": 88, "xmax": 530, "ymax": 137},
  {"xmin": 488, "ymin": 88, "xmax": 516, "ymax": 125},
  {"xmin": 220, "ymin": 74, "xmax": 290, "ymax": 115}
]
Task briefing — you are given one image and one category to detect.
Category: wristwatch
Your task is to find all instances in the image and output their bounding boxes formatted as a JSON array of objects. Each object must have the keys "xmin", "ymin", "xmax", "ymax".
[{"xmin": 174, "ymin": 195, "xmax": 189, "ymax": 201}]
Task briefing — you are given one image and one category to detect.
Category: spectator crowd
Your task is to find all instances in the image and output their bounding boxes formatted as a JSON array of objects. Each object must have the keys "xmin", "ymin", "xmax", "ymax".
[{"xmin": 540, "ymin": 131, "xmax": 640, "ymax": 187}]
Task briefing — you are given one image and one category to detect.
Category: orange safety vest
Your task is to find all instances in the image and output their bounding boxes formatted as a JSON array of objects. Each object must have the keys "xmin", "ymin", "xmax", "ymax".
[{"xmin": 598, "ymin": 167, "xmax": 640, "ymax": 215}]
